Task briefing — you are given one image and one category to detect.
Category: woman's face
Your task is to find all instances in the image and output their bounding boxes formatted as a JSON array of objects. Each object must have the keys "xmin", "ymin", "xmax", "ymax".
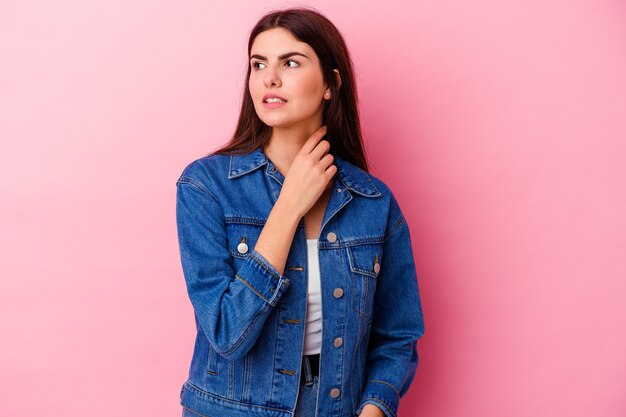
[{"xmin": 248, "ymin": 27, "xmax": 328, "ymax": 129}]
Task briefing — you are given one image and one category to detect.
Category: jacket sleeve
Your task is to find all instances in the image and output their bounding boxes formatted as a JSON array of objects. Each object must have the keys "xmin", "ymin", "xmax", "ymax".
[
  {"xmin": 355, "ymin": 193, "xmax": 425, "ymax": 417},
  {"xmin": 175, "ymin": 174, "xmax": 291, "ymax": 362}
]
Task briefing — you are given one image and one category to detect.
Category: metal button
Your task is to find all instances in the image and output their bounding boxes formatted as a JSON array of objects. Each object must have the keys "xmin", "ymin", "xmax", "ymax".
[
  {"xmin": 333, "ymin": 288, "xmax": 344, "ymax": 298},
  {"xmin": 330, "ymin": 388, "xmax": 340, "ymax": 398},
  {"xmin": 237, "ymin": 242, "xmax": 248, "ymax": 254},
  {"xmin": 326, "ymin": 232, "xmax": 337, "ymax": 243},
  {"xmin": 333, "ymin": 337, "xmax": 343, "ymax": 347},
  {"xmin": 337, "ymin": 188, "xmax": 342, "ymax": 192},
  {"xmin": 373, "ymin": 262, "xmax": 380, "ymax": 274}
]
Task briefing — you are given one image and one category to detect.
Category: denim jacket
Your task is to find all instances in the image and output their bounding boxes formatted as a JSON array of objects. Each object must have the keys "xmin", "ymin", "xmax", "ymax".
[{"xmin": 175, "ymin": 146, "xmax": 425, "ymax": 417}]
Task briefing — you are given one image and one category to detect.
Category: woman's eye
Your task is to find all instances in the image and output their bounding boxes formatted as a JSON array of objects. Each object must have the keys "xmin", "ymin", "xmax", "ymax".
[{"xmin": 251, "ymin": 59, "xmax": 299, "ymax": 70}]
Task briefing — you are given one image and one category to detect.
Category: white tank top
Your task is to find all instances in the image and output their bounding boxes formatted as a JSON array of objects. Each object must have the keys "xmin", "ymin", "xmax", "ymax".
[{"xmin": 303, "ymin": 238, "xmax": 322, "ymax": 355}]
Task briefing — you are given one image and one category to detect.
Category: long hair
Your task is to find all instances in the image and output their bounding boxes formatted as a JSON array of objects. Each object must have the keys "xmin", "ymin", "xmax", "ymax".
[{"xmin": 208, "ymin": 6, "xmax": 370, "ymax": 172}]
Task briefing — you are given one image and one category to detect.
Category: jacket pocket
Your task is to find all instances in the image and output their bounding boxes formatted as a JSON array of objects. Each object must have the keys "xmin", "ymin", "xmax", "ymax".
[
  {"xmin": 346, "ymin": 242, "xmax": 383, "ymax": 318},
  {"xmin": 225, "ymin": 218, "xmax": 265, "ymax": 270}
]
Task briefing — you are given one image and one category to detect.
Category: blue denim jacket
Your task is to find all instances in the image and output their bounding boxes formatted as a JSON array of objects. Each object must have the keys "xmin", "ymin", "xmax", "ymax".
[{"xmin": 175, "ymin": 146, "xmax": 425, "ymax": 417}]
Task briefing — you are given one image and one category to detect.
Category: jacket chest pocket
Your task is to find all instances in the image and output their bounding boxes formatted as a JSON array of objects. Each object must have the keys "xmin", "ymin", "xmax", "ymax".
[
  {"xmin": 225, "ymin": 220, "xmax": 264, "ymax": 270},
  {"xmin": 346, "ymin": 242, "xmax": 383, "ymax": 318}
]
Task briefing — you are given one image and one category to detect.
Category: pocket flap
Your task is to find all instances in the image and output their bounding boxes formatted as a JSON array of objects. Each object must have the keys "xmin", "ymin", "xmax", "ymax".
[{"xmin": 346, "ymin": 243, "xmax": 383, "ymax": 278}]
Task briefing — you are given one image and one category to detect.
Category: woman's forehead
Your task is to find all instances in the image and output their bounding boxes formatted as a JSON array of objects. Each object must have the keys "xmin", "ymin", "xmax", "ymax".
[{"xmin": 250, "ymin": 28, "xmax": 314, "ymax": 57}]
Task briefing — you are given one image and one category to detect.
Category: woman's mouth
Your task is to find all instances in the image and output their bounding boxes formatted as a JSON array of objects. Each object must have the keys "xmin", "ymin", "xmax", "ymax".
[{"xmin": 263, "ymin": 98, "xmax": 287, "ymax": 109}]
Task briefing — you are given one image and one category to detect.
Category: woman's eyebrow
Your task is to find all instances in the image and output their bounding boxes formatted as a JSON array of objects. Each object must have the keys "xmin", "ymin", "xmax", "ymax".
[{"xmin": 249, "ymin": 52, "xmax": 309, "ymax": 61}]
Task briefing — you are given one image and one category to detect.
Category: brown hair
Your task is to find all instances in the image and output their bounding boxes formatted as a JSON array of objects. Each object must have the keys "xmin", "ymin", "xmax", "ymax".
[{"xmin": 208, "ymin": 6, "xmax": 370, "ymax": 172}]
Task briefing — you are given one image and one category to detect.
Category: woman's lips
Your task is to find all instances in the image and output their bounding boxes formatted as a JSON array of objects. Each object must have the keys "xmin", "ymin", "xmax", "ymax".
[{"xmin": 262, "ymin": 100, "xmax": 287, "ymax": 109}]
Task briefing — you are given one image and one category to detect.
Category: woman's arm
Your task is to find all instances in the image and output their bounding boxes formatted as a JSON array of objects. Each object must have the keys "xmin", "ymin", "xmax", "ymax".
[
  {"xmin": 176, "ymin": 177, "xmax": 295, "ymax": 362},
  {"xmin": 355, "ymin": 192, "xmax": 426, "ymax": 417},
  {"xmin": 251, "ymin": 194, "xmax": 301, "ymax": 277}
]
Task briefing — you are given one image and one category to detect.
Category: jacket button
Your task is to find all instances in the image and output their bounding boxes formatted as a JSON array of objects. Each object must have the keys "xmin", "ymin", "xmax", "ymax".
[
  {"xmin": 326, "ymin": 232, "xmax": 337, "ymax": 243},
  {"xmin": 333, "ymin": 288, "xmax": 344, "ymax": 298},
  {"xmin": 373, "ymin": 262, "xmax": 380, "ymax": 274},
  {"xmin": 333, "ymin": 337, "xmax": 343, "ymax": 347},
  {"xmin": 237, "ymin": 242, "xmax": 248, "ymax": 254},
  {"xmin": 330, "ymin": 388, "xmax": 340, "ymax": 398}
]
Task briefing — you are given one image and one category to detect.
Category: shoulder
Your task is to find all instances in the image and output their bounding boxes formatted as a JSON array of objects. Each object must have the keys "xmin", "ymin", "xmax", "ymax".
[
  {"xmin": 178, "ymin": 152, "xmax": 230, "ymax": 180},
  {"xmin": 176, "ymin": 153, "xmax": 231, "ymax": 193},
  {"xmin": 356, "ymin": 168, "xmax": 407, "ymax": 238}
]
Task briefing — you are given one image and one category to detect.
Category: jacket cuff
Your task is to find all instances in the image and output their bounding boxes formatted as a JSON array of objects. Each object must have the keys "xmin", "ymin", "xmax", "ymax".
[
  {"xmin": 235, "ymin": 247, "xmax": 290, "ymax": 307},
  {"xmin": 356, "ymin": 380, "xmax": 400, "ymax": 417}
]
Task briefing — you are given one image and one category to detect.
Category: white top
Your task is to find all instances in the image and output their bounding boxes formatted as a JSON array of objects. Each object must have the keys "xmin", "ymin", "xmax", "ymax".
[{"xmin": 303, "ymin": 238, "xmax": 322, "ymax": 355}]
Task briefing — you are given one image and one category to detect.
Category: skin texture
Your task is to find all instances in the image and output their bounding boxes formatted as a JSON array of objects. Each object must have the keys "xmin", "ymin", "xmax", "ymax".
[{"xmin": 247, "ymin": 28, "xmax": 383, "ymax": 417}]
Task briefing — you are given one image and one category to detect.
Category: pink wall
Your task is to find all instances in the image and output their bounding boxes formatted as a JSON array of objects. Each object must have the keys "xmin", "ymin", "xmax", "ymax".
[{"xmin": 1, "ymin": 1, "xmax": 625, "ymax": 416}]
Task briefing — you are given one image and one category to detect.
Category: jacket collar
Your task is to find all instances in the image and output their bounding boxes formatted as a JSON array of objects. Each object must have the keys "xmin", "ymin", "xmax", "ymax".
[{"xmin": 228, "ymin": 146, "xmax": 381, "ymax": 197}]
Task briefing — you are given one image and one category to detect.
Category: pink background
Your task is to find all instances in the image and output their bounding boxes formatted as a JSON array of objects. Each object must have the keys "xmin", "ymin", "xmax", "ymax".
[{"xmin": 1, "ymin": 1, "xmax": 625, "ymax": 416}]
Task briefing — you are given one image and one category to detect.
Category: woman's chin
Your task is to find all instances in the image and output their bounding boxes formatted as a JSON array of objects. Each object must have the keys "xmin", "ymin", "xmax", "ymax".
[{"xmin": 261, "ymin": 118, "xmax": 297, "ymax": 129}]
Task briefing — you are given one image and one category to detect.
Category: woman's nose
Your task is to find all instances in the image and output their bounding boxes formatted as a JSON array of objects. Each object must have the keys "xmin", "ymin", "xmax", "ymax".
[{"xmin": 264, "ymin": 67, "xmax": 281, "ymax": 87}]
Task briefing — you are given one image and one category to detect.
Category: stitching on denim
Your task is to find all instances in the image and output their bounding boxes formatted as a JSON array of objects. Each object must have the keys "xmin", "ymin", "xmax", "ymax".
[
  {"xmin": 183, "ymin": 381, "xmax": 291, "ymax": 412},
  {"xmin": 247, "ymin": 251, "xmax": 281, "ymax": 282},
  {"xmin": 359, "ymin": 172, "xmax": 381, "ymax": 196},
  {"xmin": 243, "ymin": 350, "xmax": 252, "ymax": 402},
  {"xmin": 228, "ymin": 360, "xmax": 234, "ymax": 399},
  {"xmin": 383, "ymin": 215, "xmax": 405, "ymax": 242},
  {"xmin": 235, "ymin": 274, "xmax": 268, "ymax": 303},
  {"xmin": 176, "ymin": 176, "xmax": 222, "ymax": 203},
  {"xmin": 227, "ymin": 156, "xmax": 267, "ymax": 179},
  {"xmin": 317, "ymin": 235, "xmax": 385, "ymax": 249},
  {"xmin": 181, "ymin": 405, "xmax": 209, "ymax": 417},
  {"xmin": 344, "ymin": 236, "xmax": 385, "ymax": 246},
  {"xmin": 225, "ymin": 216, "xmax": 266, "ymax": 225},
  {"xmin": 230, "ymin": 249, "xmax": 246, "ymax": 259},
  {"xmin": 346, "ymin": 246, "xmax": 369, "ymax": 319},
  {"xmin": 370, "ymin": 379, "xmax": 401, "ymax": 397},
  {"xmin": 346, "ymin": 245, "xmax": 383, "ymax": 278},
  {"xmin": 336, "ymin": 172, "xmax": 382, "ymax": 197},
  {"xmin": 177, "ymin": 177, "xmax": 209, "ymax": 194}
]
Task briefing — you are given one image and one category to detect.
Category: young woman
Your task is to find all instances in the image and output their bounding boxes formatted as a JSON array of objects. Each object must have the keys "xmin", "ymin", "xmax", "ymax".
[{"xmin": 175, "ymin": 7, "xmax": 425, "ymax": 417}]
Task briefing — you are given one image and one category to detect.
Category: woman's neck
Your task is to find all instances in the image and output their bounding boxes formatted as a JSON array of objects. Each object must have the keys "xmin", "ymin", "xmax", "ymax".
[{"xmin": 262, "ymin": 123, "xmax": 320, "ymax": 176}]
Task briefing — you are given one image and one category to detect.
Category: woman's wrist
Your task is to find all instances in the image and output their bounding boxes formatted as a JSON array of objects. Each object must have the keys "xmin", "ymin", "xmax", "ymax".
[
  {"xmin": 360, "ymin": 403, "xmax": 385, "ymax": 417},
  {"xmin": 274, "ymin": 195, "xmax": 304, "ymax": 224}
]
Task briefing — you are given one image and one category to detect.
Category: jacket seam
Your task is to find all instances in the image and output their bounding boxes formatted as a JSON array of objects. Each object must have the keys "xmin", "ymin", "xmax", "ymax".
[
  {"xmin": 183, "ymin": 380, "xmax": 291, "ymax": 412},
  {"xmin": 383, "ymin": 215, "xmax": 405, "ymax": 242},
  {"xmin": 176, "ymin": 177, "xmax": 220, "ymax": 203},
  {"xmin": 234, "ymin": 274, "xmax": 269, "ymax": 303},
  {"xmin": 370, "ymin": 379, "xmax": 400, "ymax": 396}
]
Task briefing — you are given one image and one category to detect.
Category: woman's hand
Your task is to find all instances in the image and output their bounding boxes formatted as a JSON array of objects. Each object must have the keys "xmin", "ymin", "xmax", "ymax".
[
  {"xmin": 358, "ymin": 403, "xmax": 386, "ymax": 417},
  {"xmin": 277, "ymin": 125, "xmax": 337, "ymax": 218}
]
